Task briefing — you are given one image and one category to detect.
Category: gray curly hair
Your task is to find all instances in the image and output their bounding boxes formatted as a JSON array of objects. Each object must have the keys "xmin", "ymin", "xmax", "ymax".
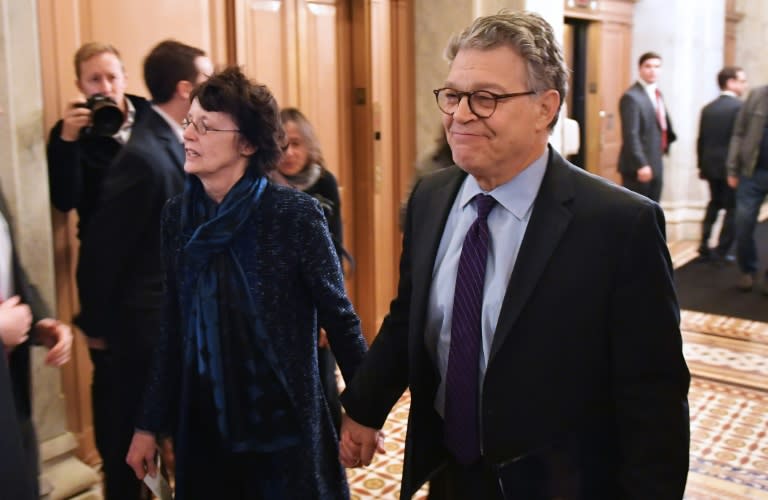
[{"xmin": 445, "ymin": 10, "xmax": 569, "ymax": 130}]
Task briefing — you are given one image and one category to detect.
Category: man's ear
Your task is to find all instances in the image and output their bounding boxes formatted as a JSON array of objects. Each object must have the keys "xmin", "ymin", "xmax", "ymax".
[
  {"xmin": 177, "ymin": 80, "xmax": 195, "ymax": 101},
  {"xmin": 75, "ymin": 79, "xmax": 85, "ymax": 96},
  {"xmin": 535, "ymin": 89, "xmax": 561, "ymax": 131}
]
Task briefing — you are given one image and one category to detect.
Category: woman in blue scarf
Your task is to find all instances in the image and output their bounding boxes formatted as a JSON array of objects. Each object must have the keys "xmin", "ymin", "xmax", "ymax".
[{"xmin": 125, "ymin": 67, "xmax": 368, "ymax": 499}]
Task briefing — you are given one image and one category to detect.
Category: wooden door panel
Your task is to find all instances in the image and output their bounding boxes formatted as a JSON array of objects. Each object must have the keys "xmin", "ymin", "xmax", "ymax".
[
  {"xmin": 235, "ymin": 0, "xmax": 294, "ymax": 106},
  {"xmin": 298, "ymin": 0, "xmax": 343, "ymax": 180},
  {"xmin": 598, "ymin": 22, "xmax": 631, "ymax": 184}
]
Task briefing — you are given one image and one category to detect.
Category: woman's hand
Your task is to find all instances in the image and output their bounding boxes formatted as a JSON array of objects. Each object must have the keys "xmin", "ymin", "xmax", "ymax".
[
  {"xmin": 126, "ymin": 430, "xmax": 159, "ymax": 480},
  {"xmin": 0, "ymin": 296, "xmax": 32, "ymax": 349}
]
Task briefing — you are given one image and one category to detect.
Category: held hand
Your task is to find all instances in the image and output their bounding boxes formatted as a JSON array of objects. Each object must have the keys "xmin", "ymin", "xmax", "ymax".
[
  {"xmin": 35, "ymin": 318, "xmax": 72, "ymax": 367},
  {"xmin": 318, "ymin": 328, "xmax": 329, "ymax": 349},
  {"xmin": 339, "ymin": 413, "xmax": 385, "ymax": 468},
  {"xmin": 727, "ymin": 175, "xmax": 739, "ymax": 189},
  {"xmin": 0, "ymin": 296, "xmax": 32, "ymax": 349},
  {"xmin": 126, "ymin": 431, "xmax": 159, "ymax": 480},
  {"xmin": 60, "ymin": 98, "xmax": 92, "ymax": 142},
  {"xmin": 636, "ymin": 165, "xmax": 654, "ymax": 183}
]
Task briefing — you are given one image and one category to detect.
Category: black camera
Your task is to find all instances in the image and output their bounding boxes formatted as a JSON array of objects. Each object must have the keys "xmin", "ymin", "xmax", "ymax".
[{"xmin": 76, "ymin": 93, "xmax": 124, "ymax": 137}]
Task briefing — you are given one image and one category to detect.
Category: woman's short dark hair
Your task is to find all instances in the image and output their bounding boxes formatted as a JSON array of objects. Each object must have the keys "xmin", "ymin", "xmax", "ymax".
[{"xmin": 190, "ymin": 66, "xmax": 283, "ymax": 174}]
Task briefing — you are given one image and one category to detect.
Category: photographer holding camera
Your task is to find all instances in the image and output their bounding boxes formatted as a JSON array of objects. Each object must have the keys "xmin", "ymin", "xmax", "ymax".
[
  {"xmin": 47, "ymin": 42, "xmax": 151, "ymax": 237},
  {"xmin": 46, "ymin": 42, "xmax": 151, "ymax": 498}
]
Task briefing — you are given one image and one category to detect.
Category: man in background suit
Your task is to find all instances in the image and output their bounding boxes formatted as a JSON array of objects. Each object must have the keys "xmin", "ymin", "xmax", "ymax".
[
  {"xmin": 339, "ymin": 11, "xmax": 690, "ymax": 499},
  {"xmin": 76, "ymin": 40, "xmax": 211, "ymax": 499},
  {"xmin": 696, "ymin": 66, "xmax": 748, "ymax": 263},
  {"xmin": 0, "ymin": 185, "xmax": 72, "ymax": 499},
  {"xmin": 618, "ymin": 51, "xmax": 677, "ymax": 202}
]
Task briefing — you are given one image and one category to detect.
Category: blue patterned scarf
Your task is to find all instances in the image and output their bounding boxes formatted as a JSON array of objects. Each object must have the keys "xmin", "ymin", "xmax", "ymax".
[{"xmin": 180, "ymin": 170, "xmax": 300, "ymax": 452}]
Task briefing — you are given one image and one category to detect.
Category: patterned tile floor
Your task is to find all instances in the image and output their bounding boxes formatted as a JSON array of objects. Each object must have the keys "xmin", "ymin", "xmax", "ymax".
[{"xmin": 346, "ymin": 241, "xmax": 768, "ymax": 499}]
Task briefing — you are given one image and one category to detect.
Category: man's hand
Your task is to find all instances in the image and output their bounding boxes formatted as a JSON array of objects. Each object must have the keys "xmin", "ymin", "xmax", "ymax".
[
  {"xmin": 728, "ymin": 175, "xmax": 739, "ymax": 189},
  {"xmin": 60, "ymin": 98, "xmax": 92, "ymax": 142},
  {"xmin": 126, "ymin": 431, "xmax": 159, "ymax": 480},
  {"xmin": 318, "ymin": 328, "xmax": 329, "ymax": 349},
  {"xmin": 637, "ymin": 165, "xmax": 654, "ymax": 183},
  {"xmin": 339, "ymin": 413, "xmax": 385, "ymax": 468},
  {"xmin": 35, "ymin": 318, "xmax": 72, "ymax": 367},
  {"xmin": 0, "ymin": 296, "xmax": 32, "ymax": 349}
]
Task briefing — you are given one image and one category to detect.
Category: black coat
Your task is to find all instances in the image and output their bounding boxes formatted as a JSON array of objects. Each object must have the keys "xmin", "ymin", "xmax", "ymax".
[
  {"xmin": 698, "ymin": 94, "xmax": 743, "ymax": 180},
  {"xmin": 0, "ymin": 188, "xmax": 49, "ymax": 500},
  {"xmin": 47, "ymin": 94, "xmax": 152, "ymax": 238},
  {"xmin": 341, "ymin": 148, "xmax": 690, "ymax": 499},
  {"xmin": 75, "ymin": 108, "xmax": 185, "ymax": 359},
  {"xmin": 618, "ymin": 82, "xmax": 677, "ymax": 179}
]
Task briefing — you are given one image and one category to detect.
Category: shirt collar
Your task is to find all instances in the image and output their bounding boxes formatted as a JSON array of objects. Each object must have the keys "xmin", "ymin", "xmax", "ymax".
[
  {"xmin": 638, "ymin": 79, "xmax": 657, "ymax": 94},
  {"xmin": 721, "ymin": 90, "xmax": 738, "ymax": 98},
  {"xmin": 112, "ymin": 96, "xmax": 136, "ymax": 145},
  {"xmin": 459, "ymin": 148, "xmax": 548, "ymax": 221},
  {"xmin": 150, "ymin": 104, "xmax": 184, "ymax": 143}
]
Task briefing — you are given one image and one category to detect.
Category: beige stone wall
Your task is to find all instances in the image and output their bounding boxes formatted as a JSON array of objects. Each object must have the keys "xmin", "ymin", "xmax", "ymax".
[
  {"xmin": 413, "ymin": 1, "xmax": 474, "ymax": 164},
  {"xmin": 734, "ymin": 0, "xmax": 768, "ymax": 85}
]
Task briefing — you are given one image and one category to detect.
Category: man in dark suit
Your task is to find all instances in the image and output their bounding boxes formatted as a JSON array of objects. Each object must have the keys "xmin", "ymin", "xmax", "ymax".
[
  {"xmin": 75, "ymin": 40, "xmax": 211, "ymax": 500},
  {"xmin": 47, "ymin": 42, "xmax": 152, "ymax": 237},
  {"xmin": 0, "ymin": 186, "xmax": 72, "ymax": 499},
  {"xmin": 339, "ymin": 11, "xmax": 690, "ymax": 499},
  {"xmin": 696, "ymin": 66, "xmax": 748, "ymax": 263},
  {"xmin": 618, "ymin": 51, "xmax": 677, "ymax": 202}
]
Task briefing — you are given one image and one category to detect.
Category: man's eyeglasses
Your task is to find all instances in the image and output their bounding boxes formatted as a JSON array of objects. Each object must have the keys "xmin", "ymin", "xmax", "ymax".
[
  {"xmin": 182, "ymin": 118, "xmax": 240, "ymax": 136},
  {"xmin": 433, "ymin": 88, "xmax": 536, "ymax": 118}
]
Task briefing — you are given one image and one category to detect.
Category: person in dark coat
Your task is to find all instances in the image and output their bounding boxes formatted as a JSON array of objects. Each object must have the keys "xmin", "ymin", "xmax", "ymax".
[
  {"xmin": 696, "ymin": 66, "xmax": 748, "ymax": 263},
  {"xmin": 271, "ymin": 107, "xmax": 346, "ymax": 433},
  {"xmin": 618, "ymin": 51, "xmax": 677, "ymax": 202},
  {"xmin": 0, "ymin": 187, "xmax": 72, "ymax": 499},
  {"xmin": 76, "ymin": 40, "xmax": 211, "ymax": 500},
  {"xmin": 340, "ymin": 11, "xmax": 689, "ymax": 499},
  {"xmin": 126, "ymin": 67, "xmax": 367, "ymax": 499}
]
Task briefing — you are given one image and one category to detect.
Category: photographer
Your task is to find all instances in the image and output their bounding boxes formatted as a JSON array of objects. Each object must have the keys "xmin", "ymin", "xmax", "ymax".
[
  {"xmin": 47, "ymin": 42, "xmax": 151, "ymax": 238},
  {"xmin": 46, "ymin": 42, "xmax": 150, "ymax": 498}
]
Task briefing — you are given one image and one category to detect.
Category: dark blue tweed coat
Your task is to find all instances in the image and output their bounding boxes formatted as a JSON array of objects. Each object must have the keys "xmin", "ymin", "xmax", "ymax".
[{"xmin": 138, "ymin": 183, "xmax": 367, "ymax": 499}]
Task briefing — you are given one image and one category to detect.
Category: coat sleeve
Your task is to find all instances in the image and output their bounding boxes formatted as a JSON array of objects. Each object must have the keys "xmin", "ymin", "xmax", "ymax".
[
  {"xmin": 619, "ymin": 93, "xmax": 650, "ymax": 172},
  {"xmin": 46, "ymin": 121, "xmax": 84, "ymax": 213},
  {"xmin": 609, "ymin": 201, "xmax": 690, "ymax": 498},
  {"xmin": 339, "ymin": 179, "xmax": 420, "ymax": 429},
  {"xmin": 726, "ymin": 91, "xmax": 755, "ymax": 177},
  {"xmin": 298, "ymin": 199, "xmax": 366, "ymax": 383},
  {"xmin": 75, "ymin": 147, "xmax": 161, "ymax": 344}
]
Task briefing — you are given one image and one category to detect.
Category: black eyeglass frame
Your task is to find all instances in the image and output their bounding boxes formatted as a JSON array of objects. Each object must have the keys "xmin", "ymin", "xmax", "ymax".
[
  {"xmin": 182, "ymin": 118, "xmax": 240, "ymax": 136},
  {"xmin": 433, "ymin": 88, "xmax": 537, "ymax": 118}
]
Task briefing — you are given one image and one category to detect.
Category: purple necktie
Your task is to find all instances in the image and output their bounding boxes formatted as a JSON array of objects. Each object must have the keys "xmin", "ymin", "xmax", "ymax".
[{"xmin": 444, "ymin": 193, "xmax": 496, "ymax": 465}]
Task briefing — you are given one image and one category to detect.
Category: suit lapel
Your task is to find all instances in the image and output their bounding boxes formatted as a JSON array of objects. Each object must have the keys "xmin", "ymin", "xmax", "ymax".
[
  {"xmin": 489, "ymin": 149, "xmax": 574, "ymax": 362},
  {"xmin": 148, "ymin": 109, "xmax": 185, "ymax": 171},
  {"xmin": 411, "ymin": 167, "xmax": 466, "ymax": 348}
]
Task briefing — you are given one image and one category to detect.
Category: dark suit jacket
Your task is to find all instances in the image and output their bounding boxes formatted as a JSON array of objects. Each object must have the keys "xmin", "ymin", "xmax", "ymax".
[
  {"xmin": 698, "ymin": 94, "xmax": 742, "ymax": 180},
  {"xmin": 47, "ymin": 94, "xmax": 152, "ymax": 238},
  {"xmin": 341, "ymin": 148, "xmax": 690, "ymax": 499},
  {"xmin": 618, "ymin": 82, "xmax": 677, "ymax": 179},
  {"xmin": 76, "ymin": 108, "xmax": 185, "ymax": 359},
  {"xmin": 0, "ymin": 350, "xmax": 35, "ymax": 500},
  {"xmin": 0, "ymin": 189, "xmax": 49, "ymax": 500},
  {"xmin": 0, "ymin": 191, "xmax": 50, "ymax": 419}
]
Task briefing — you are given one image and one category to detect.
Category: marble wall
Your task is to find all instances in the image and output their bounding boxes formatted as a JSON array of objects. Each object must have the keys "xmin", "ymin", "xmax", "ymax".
[
  {"xmin": 0, "ymin": 0, "xmax": 66, "ymax": 442},
  {"xmin": 632, "ymin": 0, "xmax": 726, "ymax": 240},
  {"xmin": 734, "ymin": 0, "xmax": 768, "ymax": 85}
]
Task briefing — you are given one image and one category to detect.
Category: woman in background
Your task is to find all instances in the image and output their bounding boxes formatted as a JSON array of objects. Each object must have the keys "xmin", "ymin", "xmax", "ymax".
[
  {"xmin": 272, "ymin": 107, "xmax": 346, "ymax": 432},
  {"xmin": 126, "ymin": 67, "xmax": 367, "ymax": 499}
]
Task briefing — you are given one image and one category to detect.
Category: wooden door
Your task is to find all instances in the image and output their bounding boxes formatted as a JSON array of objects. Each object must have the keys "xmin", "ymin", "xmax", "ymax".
[{"xmin": 593, "ymin": 20, "xmax": 632, "ymax": 183}]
